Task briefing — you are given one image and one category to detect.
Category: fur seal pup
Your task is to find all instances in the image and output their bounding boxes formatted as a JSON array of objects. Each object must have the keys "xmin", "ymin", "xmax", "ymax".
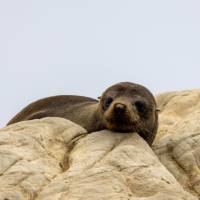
[{"xmin": 7, "ymin": 82, "xmax": 158, "ymax": 145}]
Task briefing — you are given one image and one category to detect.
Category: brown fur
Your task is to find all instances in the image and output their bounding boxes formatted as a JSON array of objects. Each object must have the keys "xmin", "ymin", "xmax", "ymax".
[{"xmin": 7, "ymin": 82, "xmax": 158, "ymax": 145}]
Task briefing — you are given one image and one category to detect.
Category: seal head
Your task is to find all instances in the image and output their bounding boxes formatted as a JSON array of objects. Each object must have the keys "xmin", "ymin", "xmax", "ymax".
[{"xmin": 99, "ymin": 82, "xmax": 158, "ymax": 145}]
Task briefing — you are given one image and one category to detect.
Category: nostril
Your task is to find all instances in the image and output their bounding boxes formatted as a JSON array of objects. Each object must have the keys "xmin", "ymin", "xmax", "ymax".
[{"xmin": 114, "ymin": 103, "xmax": 126, "ymax": 113}]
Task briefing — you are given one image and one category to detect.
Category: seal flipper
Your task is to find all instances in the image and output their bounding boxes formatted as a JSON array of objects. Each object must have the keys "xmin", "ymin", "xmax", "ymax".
[
  {"xmin": 27, "ymin": 110, "xmax": 49, "ymax": 120},
  {"xmin": 7, "ymin": 110, "xmax": 49, "ymax": 125}
]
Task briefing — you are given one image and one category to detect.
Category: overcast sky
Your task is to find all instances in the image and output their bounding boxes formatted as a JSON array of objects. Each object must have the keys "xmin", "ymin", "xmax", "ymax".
[{"xmin": 0, "ymin": 0, "xmax": 200, "ymax": 127}]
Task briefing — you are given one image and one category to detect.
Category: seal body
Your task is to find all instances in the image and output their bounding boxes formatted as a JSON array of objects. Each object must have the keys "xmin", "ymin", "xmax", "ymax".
[{"xmin": 7, "ymin": 82, "xmax": 158, "ymax": 145}]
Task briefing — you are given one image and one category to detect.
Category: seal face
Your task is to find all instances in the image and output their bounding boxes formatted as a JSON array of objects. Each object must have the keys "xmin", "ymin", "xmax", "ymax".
[
  {"xmin": 99, "ymin": 82, "xmax": 158, "ymax": 145},
  {"xmin": 7, "ymin": 82, "xmax": 158, "ymax": 145}
]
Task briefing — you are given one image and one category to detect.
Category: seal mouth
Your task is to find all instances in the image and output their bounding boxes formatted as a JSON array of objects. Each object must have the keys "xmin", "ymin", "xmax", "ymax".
[
  {"xmin": 104, "ymin": 111, "xmax": 138, "ymax": 133},
  {"xmin": 104, "ymin": 119, "xmax": 137, "ymax": 132}
]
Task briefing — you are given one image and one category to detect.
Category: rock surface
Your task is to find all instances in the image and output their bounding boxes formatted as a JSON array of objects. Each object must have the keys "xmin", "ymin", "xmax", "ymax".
[
  {"xmin": 0, "ymin": 89, "xmax": 200, "ymax": 200},
  {"xmin": 154, "ymin": 89, "xmax": 200, "ymax": 197}
]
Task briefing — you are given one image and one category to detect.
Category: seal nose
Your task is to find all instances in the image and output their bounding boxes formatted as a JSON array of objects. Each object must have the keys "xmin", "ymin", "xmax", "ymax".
[{"xmin": 114, "ymin": 103, "xmax": 126, "ymax": 113}]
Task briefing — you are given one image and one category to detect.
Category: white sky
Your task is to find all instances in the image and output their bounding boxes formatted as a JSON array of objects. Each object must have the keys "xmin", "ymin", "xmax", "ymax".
[{"xmin": 0, "ymin": 0, "xmax": 200, "ymax": 127}]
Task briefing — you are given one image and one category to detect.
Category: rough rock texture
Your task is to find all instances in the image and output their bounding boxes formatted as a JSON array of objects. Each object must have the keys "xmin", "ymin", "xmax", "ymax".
[
  {"xmin": 154, "ymin": 89, "xmax": 200, "ymax": 197},
  {"xmin": 0, "ymin": 89, "xmax": 200, "ymax": 200}
]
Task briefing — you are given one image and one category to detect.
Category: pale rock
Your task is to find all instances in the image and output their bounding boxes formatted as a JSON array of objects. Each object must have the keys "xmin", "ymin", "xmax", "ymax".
[
  {"xmin": 0, "ymin": 114, "xmax": 197, "ymax": 199},
  {"xmin": 154, "ymin": 89, "xmax": 200, "ymax": 197}
]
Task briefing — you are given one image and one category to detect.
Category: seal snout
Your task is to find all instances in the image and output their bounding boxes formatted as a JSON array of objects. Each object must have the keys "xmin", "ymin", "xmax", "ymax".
[{"xmin": 114, "ymin": 103, "xmax": 126, "ymax": 114}]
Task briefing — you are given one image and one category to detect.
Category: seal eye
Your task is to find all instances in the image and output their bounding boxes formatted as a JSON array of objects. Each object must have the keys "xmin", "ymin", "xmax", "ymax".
[
  {"xmin": 134, "ymin": 100, "xmax": 147, "ymax": 114},
  {"xmin": 104, "ymin": 97, "xmax": 113, "ymax": 110}
]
